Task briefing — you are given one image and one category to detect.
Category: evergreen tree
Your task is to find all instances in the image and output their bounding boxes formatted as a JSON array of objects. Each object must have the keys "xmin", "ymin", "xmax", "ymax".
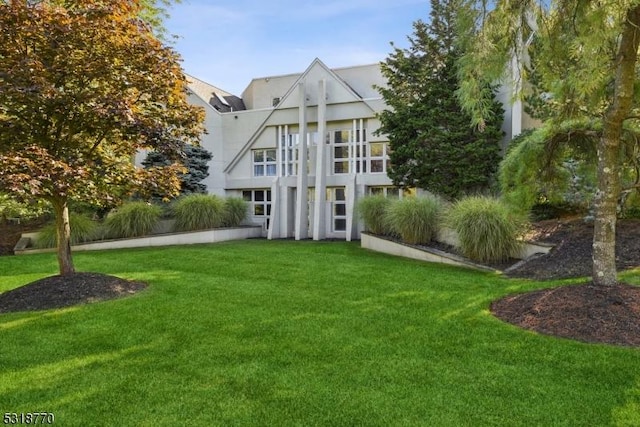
[
  {"xmin": 457, "ymin": 0, "xmax": 640, "ymax": 286},
  {"xmin": 143, "ymin": 144, "xmax": 213, "ymax": 195},
  {"xmin": 377, "ymin": 0, "xmax": 504, "ymax": 200}
]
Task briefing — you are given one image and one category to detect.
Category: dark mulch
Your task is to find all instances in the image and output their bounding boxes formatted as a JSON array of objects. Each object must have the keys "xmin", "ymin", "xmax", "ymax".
[
  {"xmin": 2, "ymin": 218, "xmax": 640, "ymax": 347},
  {"xmin": 492, "ymin": 283, "xmax": 640, "ymax": 347},
  {"xmin": 495, "ymin": 218, "xmax": 640, "ymax": 347},
  {"xmin": 505, "ymin": 218, "xmax": 640, "ymax": 280},
  {"xmin": 0, "ymin": 272, "xmax": 147, "ymax": 314}
]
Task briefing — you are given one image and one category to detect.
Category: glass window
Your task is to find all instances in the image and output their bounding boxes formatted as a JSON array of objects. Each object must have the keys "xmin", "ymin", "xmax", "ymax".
[
  {"xmin": 327, "ymin": 187, "xmax": 347, "ymax": 233},
  {"xmin": 252, "ymin": 149, "xmax": 277, "ymax": 177},
  {"xmin": 367, "ymin": 186, "xmax": 409, "ymax": 199},
  {"xmin": 371, "ymin": 160, "xmax": 384, "ymax": 173},
  {"xmin": 368, "ymin": 142, "xmax": 389, "ymax": 174},
  {"xmin": 334, "ymin": 161, "xmax": 349, "ymax": 174},
  {"xmin": 370, "ymin": 143, "xmax": 384, "ymax": 157},
  {"xmin": 243, "ymin": 189, "xmax": 272, "ymax": 219}
]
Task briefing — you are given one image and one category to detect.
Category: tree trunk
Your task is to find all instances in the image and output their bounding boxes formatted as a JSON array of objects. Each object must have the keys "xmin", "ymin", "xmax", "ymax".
[
  {"xmin": 52, "ymin": 198, "xmax": 75, "ymax": 276},
  {"xmin": 592, "ymin": 5, "xmax": 640, "ymax": 286}
]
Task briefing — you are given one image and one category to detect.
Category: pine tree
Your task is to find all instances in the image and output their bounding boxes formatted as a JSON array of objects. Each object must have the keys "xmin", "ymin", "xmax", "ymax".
[
  {"xmin": 143, "ymin": 144, "xmax": 212, "ymax": 195},
  {"xmin": 377, "ymin": 0, "xmax": 504, "ymax": 200}
]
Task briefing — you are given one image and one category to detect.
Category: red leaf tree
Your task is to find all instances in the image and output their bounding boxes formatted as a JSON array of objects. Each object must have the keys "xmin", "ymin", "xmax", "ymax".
[{"xmin": 0, "ymin": 0, "xmax": 204, "ymax": 275}]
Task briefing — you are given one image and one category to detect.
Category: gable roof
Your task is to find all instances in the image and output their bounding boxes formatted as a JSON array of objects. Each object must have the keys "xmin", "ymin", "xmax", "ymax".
[
  {"xmin": 186, "ymin": 74, "xmax": 246, "ymax": 112},
  {"xmin": 223, "ymin": 58, "xmax": 377, "ymax": 174}
]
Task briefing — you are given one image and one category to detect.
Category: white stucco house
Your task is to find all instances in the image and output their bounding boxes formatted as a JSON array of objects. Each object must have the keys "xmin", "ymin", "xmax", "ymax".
[{"xmin": 178, "ymin": 58, "xmax": 530, "ymax": 241}]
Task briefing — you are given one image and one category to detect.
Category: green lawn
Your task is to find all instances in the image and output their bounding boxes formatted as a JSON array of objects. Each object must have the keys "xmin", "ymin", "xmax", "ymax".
[{"xmin": 1, "ymin": 240, "xmax": 640, "ymax": 426}]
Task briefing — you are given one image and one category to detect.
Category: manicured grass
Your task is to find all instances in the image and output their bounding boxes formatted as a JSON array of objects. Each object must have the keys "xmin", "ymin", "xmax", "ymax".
[{"xmin": 1, "ymin": 240, "xmax": 640, "ymax": 426}]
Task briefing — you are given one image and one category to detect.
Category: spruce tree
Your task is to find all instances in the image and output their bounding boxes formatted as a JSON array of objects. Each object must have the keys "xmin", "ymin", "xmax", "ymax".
[
  {"xmin": 143, "ymin": 144, "xmax": 213, "ymax": 195},
  {"xmin": 377, "ymin": 0, "xmax": 504, "ymax": 200}
]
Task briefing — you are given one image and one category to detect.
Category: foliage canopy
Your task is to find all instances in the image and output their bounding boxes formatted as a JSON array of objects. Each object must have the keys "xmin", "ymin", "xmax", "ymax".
[
  {"xmin": 0, "ymin": 0, "xmax": 204, "ymax": 274},
  {"xmin": 377, "ymin": 0, "xmax": 504, "ymax": 200},
  {"xmin": 457, "ymin": 0, "xmax": 640, "ymax": 285}
]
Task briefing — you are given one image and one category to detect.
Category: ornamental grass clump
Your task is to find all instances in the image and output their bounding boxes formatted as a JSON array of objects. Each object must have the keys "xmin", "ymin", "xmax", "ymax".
[
  {"xmin": 104, "ymin": 201, "xmax": 162, "ymax": 239},
  {"xmin": 223, "ymin": 197, "xmax": 248, "ymax": 227},
  {"xmin": 385, "ymin": 195, "xmax": 442, "ymax": 245},
  {"xmin": 173, "ymin": 194, "xmax": 225, "ymax": 231},
  {"xmin": 357, "ymin": 195, "xmax": 392, "ymax": 236},
  {"xmin": 447, "ymin": 196, "xmax": 529, "ymax": 263},
  {"xmin": 35, "ymin": 214, "xmax": 99, "ymax": 248}
]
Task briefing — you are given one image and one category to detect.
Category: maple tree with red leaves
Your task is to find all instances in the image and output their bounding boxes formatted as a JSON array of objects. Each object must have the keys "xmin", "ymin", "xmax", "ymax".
[{"xmin": 0, "ymin": 0, "xmax": 204, "ymax": 275}]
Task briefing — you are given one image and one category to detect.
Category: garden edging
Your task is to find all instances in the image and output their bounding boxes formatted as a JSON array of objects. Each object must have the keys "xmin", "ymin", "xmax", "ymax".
[{"xmin": 14, "ymin": 226, "xmax": 263, "ymax": 255}]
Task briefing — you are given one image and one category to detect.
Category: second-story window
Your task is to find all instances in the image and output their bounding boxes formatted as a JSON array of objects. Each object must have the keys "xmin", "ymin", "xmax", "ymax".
[{"xmin": 253, "ymin": 149, "xmax": 277, "ymax": 177}]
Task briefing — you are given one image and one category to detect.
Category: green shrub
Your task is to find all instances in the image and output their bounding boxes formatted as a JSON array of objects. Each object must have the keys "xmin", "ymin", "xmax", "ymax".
[
  {"xmin": 357, "ymin": 195, "xmax": 392, "ymax": 235},
  {"xmin": 384, "ymin": 195, "xmax": 442, "ymax": 245},
  {"xmin": 104, "ymin": 201, "xmax": 162, "ymax": 238},
  {"xmin": 223, "ymin": 197, "xmax": 248, "ymax": 227},
  {"xmin": 447, "ymin": 196, "xmax": 528, "ymax": 263},
  {"xmin": 0, "ymin": 193, "xmax": 50, "ymax": 222},
  {"xmin": 173, "ymin": 194, "xmax": 225, "ymax": 231},
  {"xmin": 35, "ymin": 214, "xmax": 99, "ymax": 248}
]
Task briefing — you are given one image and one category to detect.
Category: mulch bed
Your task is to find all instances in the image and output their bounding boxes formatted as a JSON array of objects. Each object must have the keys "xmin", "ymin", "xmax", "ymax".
[
  {"xmin": 0, "ymin": 272, "xmax": 147, "ymax": 314},
  {"xmin": 2, "ymin": 218, "xmax": 640, "ymax": 347}
]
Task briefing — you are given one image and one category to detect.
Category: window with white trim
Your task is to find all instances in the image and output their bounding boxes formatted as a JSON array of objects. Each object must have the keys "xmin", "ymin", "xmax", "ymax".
[
  {"xmin": 253, "ymin": 149, "xmax": 277, "ymax": 177},
  {"xmin": 367, "ymin": 186, "xmax": 415, "ymax": 199},
  {"xmin": 368, "ymin": 142, "xmax": 390, "ymax": 174},
  {"xmin": 326, "ymin": 187, "xmax": 347, "ymax": 232},
  {"xmin": 242, "ymin": 189, "xmax": 272, "ymax": 218},
  {"xmin": 277, "ymin": 130, "xmax": 317, "ymax": 176},
  {"xmin": 329, "ymin": 121, "xmax": 367, "ymax": 175}
]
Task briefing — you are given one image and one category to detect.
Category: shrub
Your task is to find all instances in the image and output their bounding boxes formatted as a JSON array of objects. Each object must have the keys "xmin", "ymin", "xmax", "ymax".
[
  {"xmin": 447, "ymin": 196, "xmax": 529, "ymax": 263},
  {"xmin": 357, "ymin": 195, "xmax": 392, "ymax": 235},
  {"xmin": 35, "ymin": 214, "xmax": 99, "ymax": 248},
  {"xmin": 173, "ymin": 194, "xmax": 225, "ymax": 231},
  {"xmin": 104, "ymin": 201, "xmax": 162, "ymax": 238},
  {"xmin": 0, "ymin": 193, "xmax": 50, "ymax": 222},
  {"xmin": 223, "ymin": 197, "xmax": 248, "ymax": 227},
  {"xmin": 384, "ymin": 195, "xmax": 442, "ymax": 245}
]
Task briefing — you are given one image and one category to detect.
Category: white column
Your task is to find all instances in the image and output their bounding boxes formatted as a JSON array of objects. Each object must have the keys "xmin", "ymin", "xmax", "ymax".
[
  {"xmin": 313, "ymin": 79, "xmax": 327, "ymax": 241},
  {"xmin": 345, "ymin": 175, "xmax": 357, "ymax": 242},
  {"xmin": 295, "ymin": 82, "xmax": 309, "ymax": 240},
  {"xmin": 267, "ymin": 178, "xmax": 280, "ymax": 239}
]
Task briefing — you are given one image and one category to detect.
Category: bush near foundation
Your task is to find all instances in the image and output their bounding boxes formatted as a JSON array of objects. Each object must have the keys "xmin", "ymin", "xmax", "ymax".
[
  {"xmin": 385, "ymin": 195, "xmax": 442, "ymax": 245},
  {"xmin": 357, "ymin": 195, "xmax": 393, "ymax": 236},
  {"xmin": 173, "ymin": 194, "xmax": 226, "ymax": 231},
  {"xmin": 105, "ymin": 202, "xmax": 162, "ymax": 239},
  {"xmin": 223, "ymin": 197, "xmax": 248, "ymax": 227},
  {"xmin": 447, "ymin": 196, "xmax": 528, "ymax": 263}
]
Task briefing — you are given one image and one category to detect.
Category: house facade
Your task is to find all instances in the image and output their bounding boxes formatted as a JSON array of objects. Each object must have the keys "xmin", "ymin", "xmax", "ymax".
[{"xmin": 183, "ymin": 58, "xmax": 528, "ymax": 241}]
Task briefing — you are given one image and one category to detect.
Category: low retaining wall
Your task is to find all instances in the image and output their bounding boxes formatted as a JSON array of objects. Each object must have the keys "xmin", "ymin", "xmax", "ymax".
[
  {"xmin": 361, "ymin": 232, "xmax": 553, "ymax": 272},
  {"xmin": 361, "ymin": 234, "xmax": 497, "ymax": 272},
  {"xmin": 437, "ymin": 227, "xmax": 553, "ymax": 259},
  {"xmin": 15, "ymin": 226, "xmax": 263, "ymax": 255}
]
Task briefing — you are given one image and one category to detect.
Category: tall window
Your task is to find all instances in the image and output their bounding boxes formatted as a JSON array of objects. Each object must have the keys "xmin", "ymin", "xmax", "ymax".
[
  {"xmin": 368, "ymin": 142, "xmax": 390, "ymax": 173},
  {"xmin": 253, "ymin": 149, "xmax": 277, "ymax": 177},
  {"xmin": 327, "ymin": 187, "xmax": 347, "ymax": 232},
  {"xmin": 277, "ymin": 129, "xmax": 317, "ymax": 176},
  {"xmin": 280, "ymin": 133, "xmax": 298, "ymax": 176},
  {"xmin": 333, "ymin": 130, "xmax": 351, "ymax": 174},
  {"xmin": 330, "ymin": 120, "xmax": 367, "ymax": 175}
]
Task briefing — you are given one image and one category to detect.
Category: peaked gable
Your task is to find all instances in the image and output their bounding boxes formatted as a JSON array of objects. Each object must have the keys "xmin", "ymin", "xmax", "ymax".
[{"xmin": 277, "ymin": 58, "xmax": 365, "ymax": 109}]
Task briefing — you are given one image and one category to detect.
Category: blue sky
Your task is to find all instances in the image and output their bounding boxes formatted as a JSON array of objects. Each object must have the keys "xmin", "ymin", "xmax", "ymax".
[{"xmin": 165, "ymin": 0, "xmax": 431, "ymax": 95}]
